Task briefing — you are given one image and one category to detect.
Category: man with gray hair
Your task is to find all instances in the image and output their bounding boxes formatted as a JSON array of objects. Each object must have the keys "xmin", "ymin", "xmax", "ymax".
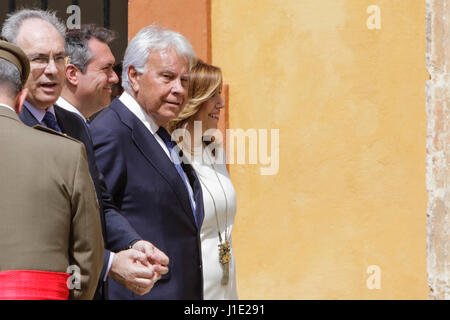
[
  {"xmin": 90, "ymin": 25, "xmax": 205, "ymax": 299},
  {"xmin": 2, "ymin": 9, "xmax": 169, "ymax": 299},
  {"xmin": 0, "ymin": 39, "xmax": 103, "ymax": 300}
]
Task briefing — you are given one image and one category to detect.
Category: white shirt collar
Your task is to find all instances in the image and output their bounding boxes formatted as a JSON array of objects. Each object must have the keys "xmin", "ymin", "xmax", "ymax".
[
  {"xmin": 0, "ymin": 103, "xmax": 15, "ymax": 113},
  {"xmin": 119, "ymin": 91, "xmax": 159, "ymax": 135},
  {"xmin": 56, "ymin": 96, "xmax": 86, "ymax": 123},
  {"xmin": 119, "ymin": 90, "xmax": 175, "ymax": 160}
]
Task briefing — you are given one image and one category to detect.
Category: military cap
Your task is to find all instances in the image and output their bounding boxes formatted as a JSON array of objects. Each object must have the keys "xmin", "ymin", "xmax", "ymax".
[{"xmin": 0, "ymin": 39, "xmax": 30, "ymax": 86}]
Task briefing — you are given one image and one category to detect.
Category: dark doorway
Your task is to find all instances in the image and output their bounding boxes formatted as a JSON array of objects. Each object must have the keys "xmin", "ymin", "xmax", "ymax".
[{"xmin": 0, "ymin": 0, "xmax": 128, "ymax": 63}]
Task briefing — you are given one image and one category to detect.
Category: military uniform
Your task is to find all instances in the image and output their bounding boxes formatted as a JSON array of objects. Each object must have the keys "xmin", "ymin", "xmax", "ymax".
[{"xmin": 0, "ymin": 108, "xmax": 104, "ymax": 299}]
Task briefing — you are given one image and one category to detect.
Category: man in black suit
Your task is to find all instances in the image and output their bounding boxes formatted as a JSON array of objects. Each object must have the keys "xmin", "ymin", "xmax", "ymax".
[
  {"xmin": 2, "ymin": 9, "xmax": 168, "ymax": 299},
  {"xmin": 90, "ymin": 25, "xmax": 204, "ymax": 299}
]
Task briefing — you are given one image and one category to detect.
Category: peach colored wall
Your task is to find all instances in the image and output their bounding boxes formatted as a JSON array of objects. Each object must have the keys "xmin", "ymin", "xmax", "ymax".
[
  {"xmin": 128, "ymin": 0, "xmax": 429, "ymax": 299},
  {"xmin": 212, "ymin": 0, "xmax": 428, "ymax": 299},
  {"xmin": 128, "ymin": 0, "xmax": 210, "ymax": 62}
]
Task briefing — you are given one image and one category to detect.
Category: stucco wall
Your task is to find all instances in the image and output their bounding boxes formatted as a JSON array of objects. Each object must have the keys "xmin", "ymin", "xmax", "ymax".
[
  {"xmin": 212, "ymin": 0, "xmax": 429, "ymax": 299},
  {"xmin": 426, "ymin": 0, "xmax": 450, "ymax": 300},
  {"xmin": 128, "ymin": 0, "xmax": 210, "ymax": 62}
]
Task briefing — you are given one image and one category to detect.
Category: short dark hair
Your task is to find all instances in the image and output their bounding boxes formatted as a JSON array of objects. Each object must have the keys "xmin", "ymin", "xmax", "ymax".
[{"xmin": 65, "ymin": 24, "xmax": 117, "ymax": 73}]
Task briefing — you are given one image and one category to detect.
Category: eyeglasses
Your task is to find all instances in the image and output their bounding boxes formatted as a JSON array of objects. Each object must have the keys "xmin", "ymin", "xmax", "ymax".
[{"xmin": 27, "ymin": 53, "xmax": 67, "ymax": 69}]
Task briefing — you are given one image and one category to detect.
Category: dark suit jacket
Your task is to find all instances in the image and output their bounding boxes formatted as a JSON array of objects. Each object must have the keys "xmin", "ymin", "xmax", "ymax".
[
  {"xmin": 90, "ymin": 98, "xmax": 204, "ymax": 300},
  {"xmin": 20, "ymin": 103, "xmax": 142, "ymax": 299}
]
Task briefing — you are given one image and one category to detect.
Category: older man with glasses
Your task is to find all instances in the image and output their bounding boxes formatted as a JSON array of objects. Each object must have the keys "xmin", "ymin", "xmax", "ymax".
[{"xmin": 1, "ymin": 9, "xmax": 169, "ymax": 299}]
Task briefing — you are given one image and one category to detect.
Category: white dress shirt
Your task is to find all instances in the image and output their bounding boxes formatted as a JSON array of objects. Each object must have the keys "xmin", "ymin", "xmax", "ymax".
[{"xmin": 56, "ymin": 97, "xmax": 86, "ymax": 122}]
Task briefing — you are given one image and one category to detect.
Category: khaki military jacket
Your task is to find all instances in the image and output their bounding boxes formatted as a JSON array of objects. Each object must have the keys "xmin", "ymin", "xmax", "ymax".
[{"xmin": 0, "ymin": 107, "xmax": 104, "ymax": 300}]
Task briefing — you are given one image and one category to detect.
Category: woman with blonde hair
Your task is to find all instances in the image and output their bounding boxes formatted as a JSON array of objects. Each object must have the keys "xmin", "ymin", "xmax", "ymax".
[{"xmin": 167, "ymin": 60, "xmax": 238, "ymax": 299}]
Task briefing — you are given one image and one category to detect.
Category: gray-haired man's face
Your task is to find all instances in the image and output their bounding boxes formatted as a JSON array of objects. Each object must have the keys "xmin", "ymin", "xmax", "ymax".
[
  {"xmin": 130, "ymin": 48, "xmax": 190, "ymax": 126},
  {"xmin": 16, "ymin": 18, "xmax": 65, "ymax": 110}
]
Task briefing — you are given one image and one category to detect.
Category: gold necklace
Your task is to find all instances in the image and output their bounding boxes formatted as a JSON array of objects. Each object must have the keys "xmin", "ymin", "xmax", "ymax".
[{"xmin": 192, "ymin": 144, "xmax": 231, "ymax": 286}]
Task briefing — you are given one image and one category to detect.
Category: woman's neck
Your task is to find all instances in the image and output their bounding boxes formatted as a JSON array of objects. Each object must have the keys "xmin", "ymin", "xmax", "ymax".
[{"xmin": 185, "ymin": 119, "xmax": 204, "ymax": 155}]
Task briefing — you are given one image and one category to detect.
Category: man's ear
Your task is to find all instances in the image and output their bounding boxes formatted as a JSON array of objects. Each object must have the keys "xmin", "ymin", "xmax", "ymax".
[
  {"xmin": 127, "ymin": 65, "xmax": 140, "ymax": 93},
  {"xmin": 14, "ymin": 88, "xmax": 28, "ymax": 114},
  {"xmin": 65, "ymin": 64, "xmax": 80, "ymax": 86}
]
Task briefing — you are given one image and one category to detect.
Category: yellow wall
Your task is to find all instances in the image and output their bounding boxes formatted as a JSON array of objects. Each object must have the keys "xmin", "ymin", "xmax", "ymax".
[{"xmin": 212, "ymin": 0, "xmax": 428, "ymax": 299}]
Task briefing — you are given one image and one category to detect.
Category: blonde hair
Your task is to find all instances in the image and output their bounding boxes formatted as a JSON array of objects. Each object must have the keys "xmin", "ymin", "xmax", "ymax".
[{"xmin": 167, "ymin": 60, "xmax": 222, "ymax": 133}]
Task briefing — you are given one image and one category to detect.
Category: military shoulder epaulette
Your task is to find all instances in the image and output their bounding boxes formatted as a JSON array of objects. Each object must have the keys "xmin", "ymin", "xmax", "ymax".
[{"xmin": 32, "ymin": 125, "xmax": 80, "ymax": 144}]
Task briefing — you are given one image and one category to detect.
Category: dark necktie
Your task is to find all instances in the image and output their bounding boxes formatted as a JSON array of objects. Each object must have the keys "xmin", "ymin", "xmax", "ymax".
[
  {"xmin": 42, "ymin": 111, "xmax": 62, "ymax": 132},
  {"xmin": 156, "ymin": 126, "xmax": 198, "ymax": 226}
]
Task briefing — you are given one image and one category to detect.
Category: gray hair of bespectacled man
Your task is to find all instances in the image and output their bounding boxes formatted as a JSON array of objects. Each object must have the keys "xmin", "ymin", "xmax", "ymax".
[
  {"xmin": 1, "ymin": 9, "xmax": 66, "ymax": 44},
  {"xmin": 121, "ymin": 24, "xmax": 197, "ymax": 94}
]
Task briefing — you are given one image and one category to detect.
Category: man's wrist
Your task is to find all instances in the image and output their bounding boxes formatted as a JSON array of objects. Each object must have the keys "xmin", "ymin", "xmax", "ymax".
[
  {"xmin": 128, "ymin": 239, "xmax": 140, "ymax": 249},
  {"xmin": 104, "ymin": 251, "xmax": 115, "ymax": 281}
]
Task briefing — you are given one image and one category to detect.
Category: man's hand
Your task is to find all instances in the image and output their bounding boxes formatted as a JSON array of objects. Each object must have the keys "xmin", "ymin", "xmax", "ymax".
[
  {"xmin": 109, "ymin": 249, "xmax": 160, "ymax": 296},
  {"xmin": 132, "ymin": 240, "xmax": 169, "ymax": 276}
]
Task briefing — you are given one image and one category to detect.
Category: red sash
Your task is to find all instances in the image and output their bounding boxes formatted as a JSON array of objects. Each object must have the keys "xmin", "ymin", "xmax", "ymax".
[{"xmin": 0, "ymin": 270, "xmax": 70, "ymax": 300}]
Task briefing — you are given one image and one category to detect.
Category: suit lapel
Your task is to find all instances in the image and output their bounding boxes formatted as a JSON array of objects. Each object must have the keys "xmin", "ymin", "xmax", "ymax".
[
  {"xmin": 19, "ymin": 104, "xmax": 39, "ymax": 127},
  {"xmin": 54, "ymin": 105, "xmax": 79, "ymax": 138},
  {"xmin": 111, "ymin": 100, "xmax": 200, "ymax": 229},
  {"xmin": 20, "ymin": 104, "xmax": 68, "ymax": 134},
  {"xmin": 182, "ymin": 162, "xmax": 205, "ymax": 227}
]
